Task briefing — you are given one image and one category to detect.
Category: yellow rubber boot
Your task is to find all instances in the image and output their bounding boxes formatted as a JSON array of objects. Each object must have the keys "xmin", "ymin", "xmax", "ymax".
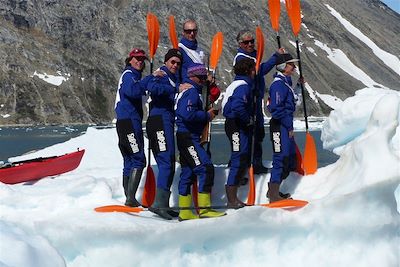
[
  {"xmin": 178, "ymin": 194, "xmax": 199, "ymax": 221},
  {"xmin": 198, "ymin": 192, "xmax": 226, "ymax": 218}
]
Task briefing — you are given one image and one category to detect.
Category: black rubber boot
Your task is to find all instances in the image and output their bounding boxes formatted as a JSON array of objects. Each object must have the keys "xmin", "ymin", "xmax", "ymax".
[
  {"xmin": 149, "ymin": 189, "xmax": 175, "ymax": 220},
  {"xmin": 125, "ymin": 168, "xmax": 143, "ymax": 207},
  {"xmin": 253, "ymin": 159, "xmax": 270, "ymax": 174},
  {"xmin": 122, "ymin": 175, "xmax": 129, "ymax": 198},
  {"xmin": 279, "ymin": 192, "xmax": 292, "ymax": 199},
  {"xmin": 267, "ymin": 182, "xmax": 285, "ymax": 203},
  {"xmin": 225, "ymin": 185, "xmax": 246, "ymax": 209}
]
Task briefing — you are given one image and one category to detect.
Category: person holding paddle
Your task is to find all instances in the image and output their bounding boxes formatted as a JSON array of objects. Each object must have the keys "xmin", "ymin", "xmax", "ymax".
[
  {"xmin": 145, "ymin": 49, "xmax": 183, "ymax": 220},
  {"xmin": 266, "ymin": 53, "xmax": 303, "ymax": 203},
  {"xmin": 175, "ymin": 64, "xmax": 225, "ymax": 221},
  {"xmin": 115, "ymin": 48, "xmax": 152, "ymax": 207},
  {"xmin": 233, "ymin": 30, "xmax": 284, "ymax": 175},
  {"xmin": 222, "ymin": 58, "xmax": 256, "ymax": 209}
]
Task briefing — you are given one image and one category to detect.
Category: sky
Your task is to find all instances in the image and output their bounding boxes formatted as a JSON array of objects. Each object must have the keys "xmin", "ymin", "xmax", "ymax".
[
  {"xmin": 382, "ymin": 0, "xmax": 400, "ymax": 13},
  {"xmin": 0, "ymin": 86, "xmax": 399, "ymax": 267}
]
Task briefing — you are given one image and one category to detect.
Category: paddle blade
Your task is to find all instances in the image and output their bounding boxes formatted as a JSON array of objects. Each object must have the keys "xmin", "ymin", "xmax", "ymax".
[
  {"xmin": 141, "ymin": 166, "xmax": 156, "ymax": 207},
  {"xmin": 255, "ymin": 26, "xmax": 265, "ymax": 73},
  {"xmin": 268, "ymin": 0, "xmax": 281, "ymax": 32},
  {"xmin": 285, "ymin": 0, "xmax": 301, "ymax": 36},
  {"xmin": 209, "ymin": 32, "xmax": 224, "ymax": 71},
  {"xmin": 146, "ymin": 13, "xmax": 160, "ymax": 59},
  {"xmin": 169, "ymin": 15, "xmax": 179, "ymax": 49},
  {"xmin": 295, "ymin": 143, "xmax": 305, "ymax": 175},
  {"xmin": 260, "ymin": 199, "xmax": 308, "ymax": 208},
  {"xmin": 94, "ymin": 205, "xmax": 144, "ymax": 213},
  {"xmin": 303, "ymin": 132, "xmax": 318, "ymax": 174},
  {"xmin": 247, "ymin": 166, "xmax": 256, "ymax": 205}
]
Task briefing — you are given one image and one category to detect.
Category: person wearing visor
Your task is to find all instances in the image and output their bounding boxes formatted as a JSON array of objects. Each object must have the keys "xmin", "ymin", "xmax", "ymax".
[
  {"xmin": 115, "ymin": 48, "xmax": 152, "ymax": 207},
  {"xmin": 266, "ymin": 53, "xmax": 303, "ymax": 203},
  {"xmin": 174, "ymin": 63, "xmax": 224, "ymax": 221},
  {"xmin": 233, "ymin": 30, "xmax": 285, "ymax": 175},
  {"xmin": 146, "ymin": 49, "xmax": 183, "ymax": 220}
]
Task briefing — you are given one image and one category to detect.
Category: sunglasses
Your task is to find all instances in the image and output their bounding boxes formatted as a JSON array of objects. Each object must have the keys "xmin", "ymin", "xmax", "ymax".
[
  {"xmin": 170, "ymin": 60, "xmax": 181, "ymax": 66},
  {"xmin": 134, "ymin": 56, "xmax": 146, "ymax": 62},
  {"xmin": 241, "ymin": 39, "xmax": 255, "ymax": 45},
  {"xmin": 184, "ymin": 29, "xmax": 198, "ymax": 34},
  {"xmin": 196, "ymin": 75, "xmax": 208, "ymax": 81}
]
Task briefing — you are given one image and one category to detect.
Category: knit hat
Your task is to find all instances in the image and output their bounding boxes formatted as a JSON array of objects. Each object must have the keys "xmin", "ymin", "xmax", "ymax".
[
  {"xmin": 187, "ymin": 63, "xmax": 207, "ymax": 77},
  {"xmin": 164, "ymin": 49, "xmax": 183, "ymax": 63},
  {"xmin": 129, "ymin": 48, "xmax": 148, "ymax": 59}
]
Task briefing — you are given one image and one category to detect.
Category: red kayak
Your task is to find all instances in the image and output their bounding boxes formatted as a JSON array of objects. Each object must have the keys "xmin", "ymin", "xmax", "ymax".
[{"xmin": 0, "ymin": 149, "xmax": 85, "ymax": 184}]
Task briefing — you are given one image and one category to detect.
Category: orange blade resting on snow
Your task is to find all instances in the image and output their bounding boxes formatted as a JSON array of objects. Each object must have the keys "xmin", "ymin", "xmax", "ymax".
[
  {"xmin": 94, "ymin": 205, "xmax": 144, "ymax": 213},
  {"xmin": 260, "ymin": 199, "xmax": 308, "ymax": 208},
  {"xmin": 285, "ymin": 0, "xmax": 301, "ymax": 37},
  {"xmin": 169, "ymin": 15, "xmax": 179, "ymax": 49},
  {"xmin": 146, "ymin": 13, "xmax": 160, "ymax": 59},
  {"xmin": 268, "ymin": 0, "xmax": 281, "ymax": 32},
  {"xmin": 141, "ymin": 165, "xmax": 156, "ymax": 207},
  {"xmin": 247, "ymin": 166, "xmax": 256, "ymax": 205},
  {"xmin": 303, "ymin": 132, "xmax": 318, "ymax": 175},
  {"xmin": 209, "ymin": 32, "xmax": 224, "ymax": 71},
  {"xmin": 255, "ymin": 26, "xmax": 265, "ymax": 73}
]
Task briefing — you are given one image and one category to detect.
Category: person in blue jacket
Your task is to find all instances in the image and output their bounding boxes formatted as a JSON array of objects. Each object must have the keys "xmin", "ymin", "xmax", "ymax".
[
  {"xmin": 233, "ymin": 30, "xmax": 284, "ymax": 175},
  {"xmin": 115, "ymin": 48, "xmax": 152, "ymax": 207},
  {"xmin": 267, "ymin": 53, "xmax": 303, "ymax": 203},
  {"xmin": 145, "ymin": 49, "xmax": 183, "ymax": 220},
  {"xmin": 178, "ymin": 19, "xmax": 205, "ymax": 82},
  {"xmin": 175, "ymin": 63, "xmax": 225, "ymax": 221},
  {"xmin": 222, "ymin": 58, "xmax": 256, "ymax": 208}
]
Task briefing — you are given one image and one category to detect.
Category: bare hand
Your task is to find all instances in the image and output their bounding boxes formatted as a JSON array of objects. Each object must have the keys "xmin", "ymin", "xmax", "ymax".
[
  {"xmin": 179, "ymin": 83, "xmax": 192, "ymax": 93},
  {"xmin": 207, "ymin": 108, "xmax": 217, "ymax": 120},
  {"xmin": 277, "ymin": 47, "xmax": 285, "ymax": 54},
  {"xmin": 153, "ymin": 70, "xmax": 166, "ymax": 77},
  {"xmin": 297, "ymin": 77, "xmax": 305, "ymax": 84}
]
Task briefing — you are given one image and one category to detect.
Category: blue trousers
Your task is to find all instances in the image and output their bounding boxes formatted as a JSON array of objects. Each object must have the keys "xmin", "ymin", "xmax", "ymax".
[
  {"xmin": 146, "ymin": 113, "xmax": 175, "ymax": 191},
  {"xmin": 116, "ymin": 118, "xmax": 145, "ymax": 177},
  {"xmin": 225, "ymin": 118, "xmax": 250, "ymax": 186},
  {"xmin": 176, "ymin": 132, "xmax": 214, "ymax": 195},
  {"xmin": 269, "ymin": 118, "xmax": 296, "ymax": 184}
]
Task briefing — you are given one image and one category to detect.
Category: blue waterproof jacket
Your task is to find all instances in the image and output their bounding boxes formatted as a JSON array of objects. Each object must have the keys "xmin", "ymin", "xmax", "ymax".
[
  {"xmin": 147, "ymin": 65, "xmax": 178, "ymax": 115},
  {"xmin": 222, "ymin": 75, "xmax": 253, "ymax": 127},
  {"xmin": 267, "ymin": 72, "xmax": 297, "ymax": 131},
  {"xmin": 179, "ymin": 38, "xmax": 205, "ymax": 82},
  {"xmin": 233, "ymin": 49, "xmax": 280, "ymax": 126},
  {"xmin": 115, "ymin": 66, "xmax": 151, "ymax": 120},
  {"xmin": 175, "ymin": 79, "xmax": 210, "ymax": 136}
]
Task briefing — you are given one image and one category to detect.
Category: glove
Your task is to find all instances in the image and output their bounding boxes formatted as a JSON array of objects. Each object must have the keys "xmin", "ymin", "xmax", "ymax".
[{"xmin": 209, "ymin": 83, "xmax": 221, "ymax": 103}]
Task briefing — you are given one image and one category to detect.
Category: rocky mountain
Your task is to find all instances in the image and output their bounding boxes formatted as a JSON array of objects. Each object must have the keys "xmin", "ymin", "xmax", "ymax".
[{"xmin": 0, "ymin": 0, "xmax": 399, "ymax": 125}]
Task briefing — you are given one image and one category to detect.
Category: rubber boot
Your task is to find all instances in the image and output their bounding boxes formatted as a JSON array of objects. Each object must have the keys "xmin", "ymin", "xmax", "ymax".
[
  {"xmin": 198, "ymin": 192, "xmax": 226, "ymax": 218},
  {"xmin": 267, "ymin": 182, "xmax": 285, "ymax": 203},
  {"xmin": 122, "ymin": 175, "xmax": 129, "ymax": 198},
  {"xmin": 178, "ymin": 194, "xmax": 199, "ymax": 221},
  {"xmin": 149, "ymin": 189, "xmax": 174, "ymax": 220},
  {"xmin": 279, "ymin": 192, "xmax": 292, "ymax": 199},
  {"xmin": 253, "ymin": 159, "xmax": 270, "ymax": 174},
  {"xmin": 125, "ymin": 168, "xmax": 143, "ymax": 207},
  {"xmin": 225, "ymin": 185, "xmax": 246, "ymax": 209}
]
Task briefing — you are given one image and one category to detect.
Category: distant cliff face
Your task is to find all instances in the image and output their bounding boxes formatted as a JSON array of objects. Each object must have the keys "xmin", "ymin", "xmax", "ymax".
[{"xmin": 0, "ymin": 0, "xmax": 399, "ymax": 125}]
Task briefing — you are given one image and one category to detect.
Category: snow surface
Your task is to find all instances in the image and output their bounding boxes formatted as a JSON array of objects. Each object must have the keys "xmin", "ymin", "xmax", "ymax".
[
  {"xmin": 30, "ymin": 71, "xmax": 70, "ymax": 86},
  {"xmin": 1, "ymin": 87, "xmax": 399, "ymax": 267},
  {"xmin": 325, "ymin": 4, "xmax": 400, "ymax": 76}
]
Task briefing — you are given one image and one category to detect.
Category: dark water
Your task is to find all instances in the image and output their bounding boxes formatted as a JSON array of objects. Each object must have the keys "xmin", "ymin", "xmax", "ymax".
[
  {"xmin": 0, "ymin": 124, "xmax": 339, "ymax": 167},
  {"xmin": 0, "ymin": 125, "xmax": 88, "ymax": 160}
]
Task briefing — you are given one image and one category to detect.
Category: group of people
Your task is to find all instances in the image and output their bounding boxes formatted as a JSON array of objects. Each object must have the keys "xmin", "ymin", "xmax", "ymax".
[{"xmin": 114, "ymin": 19, "xmax": 304, "ymax": 221}]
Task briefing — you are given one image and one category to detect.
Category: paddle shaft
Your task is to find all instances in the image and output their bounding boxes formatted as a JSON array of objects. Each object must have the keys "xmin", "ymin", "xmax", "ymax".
[{"xmin": 295, "ymin": 39, "xmax": 309, "ymax": 131}]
